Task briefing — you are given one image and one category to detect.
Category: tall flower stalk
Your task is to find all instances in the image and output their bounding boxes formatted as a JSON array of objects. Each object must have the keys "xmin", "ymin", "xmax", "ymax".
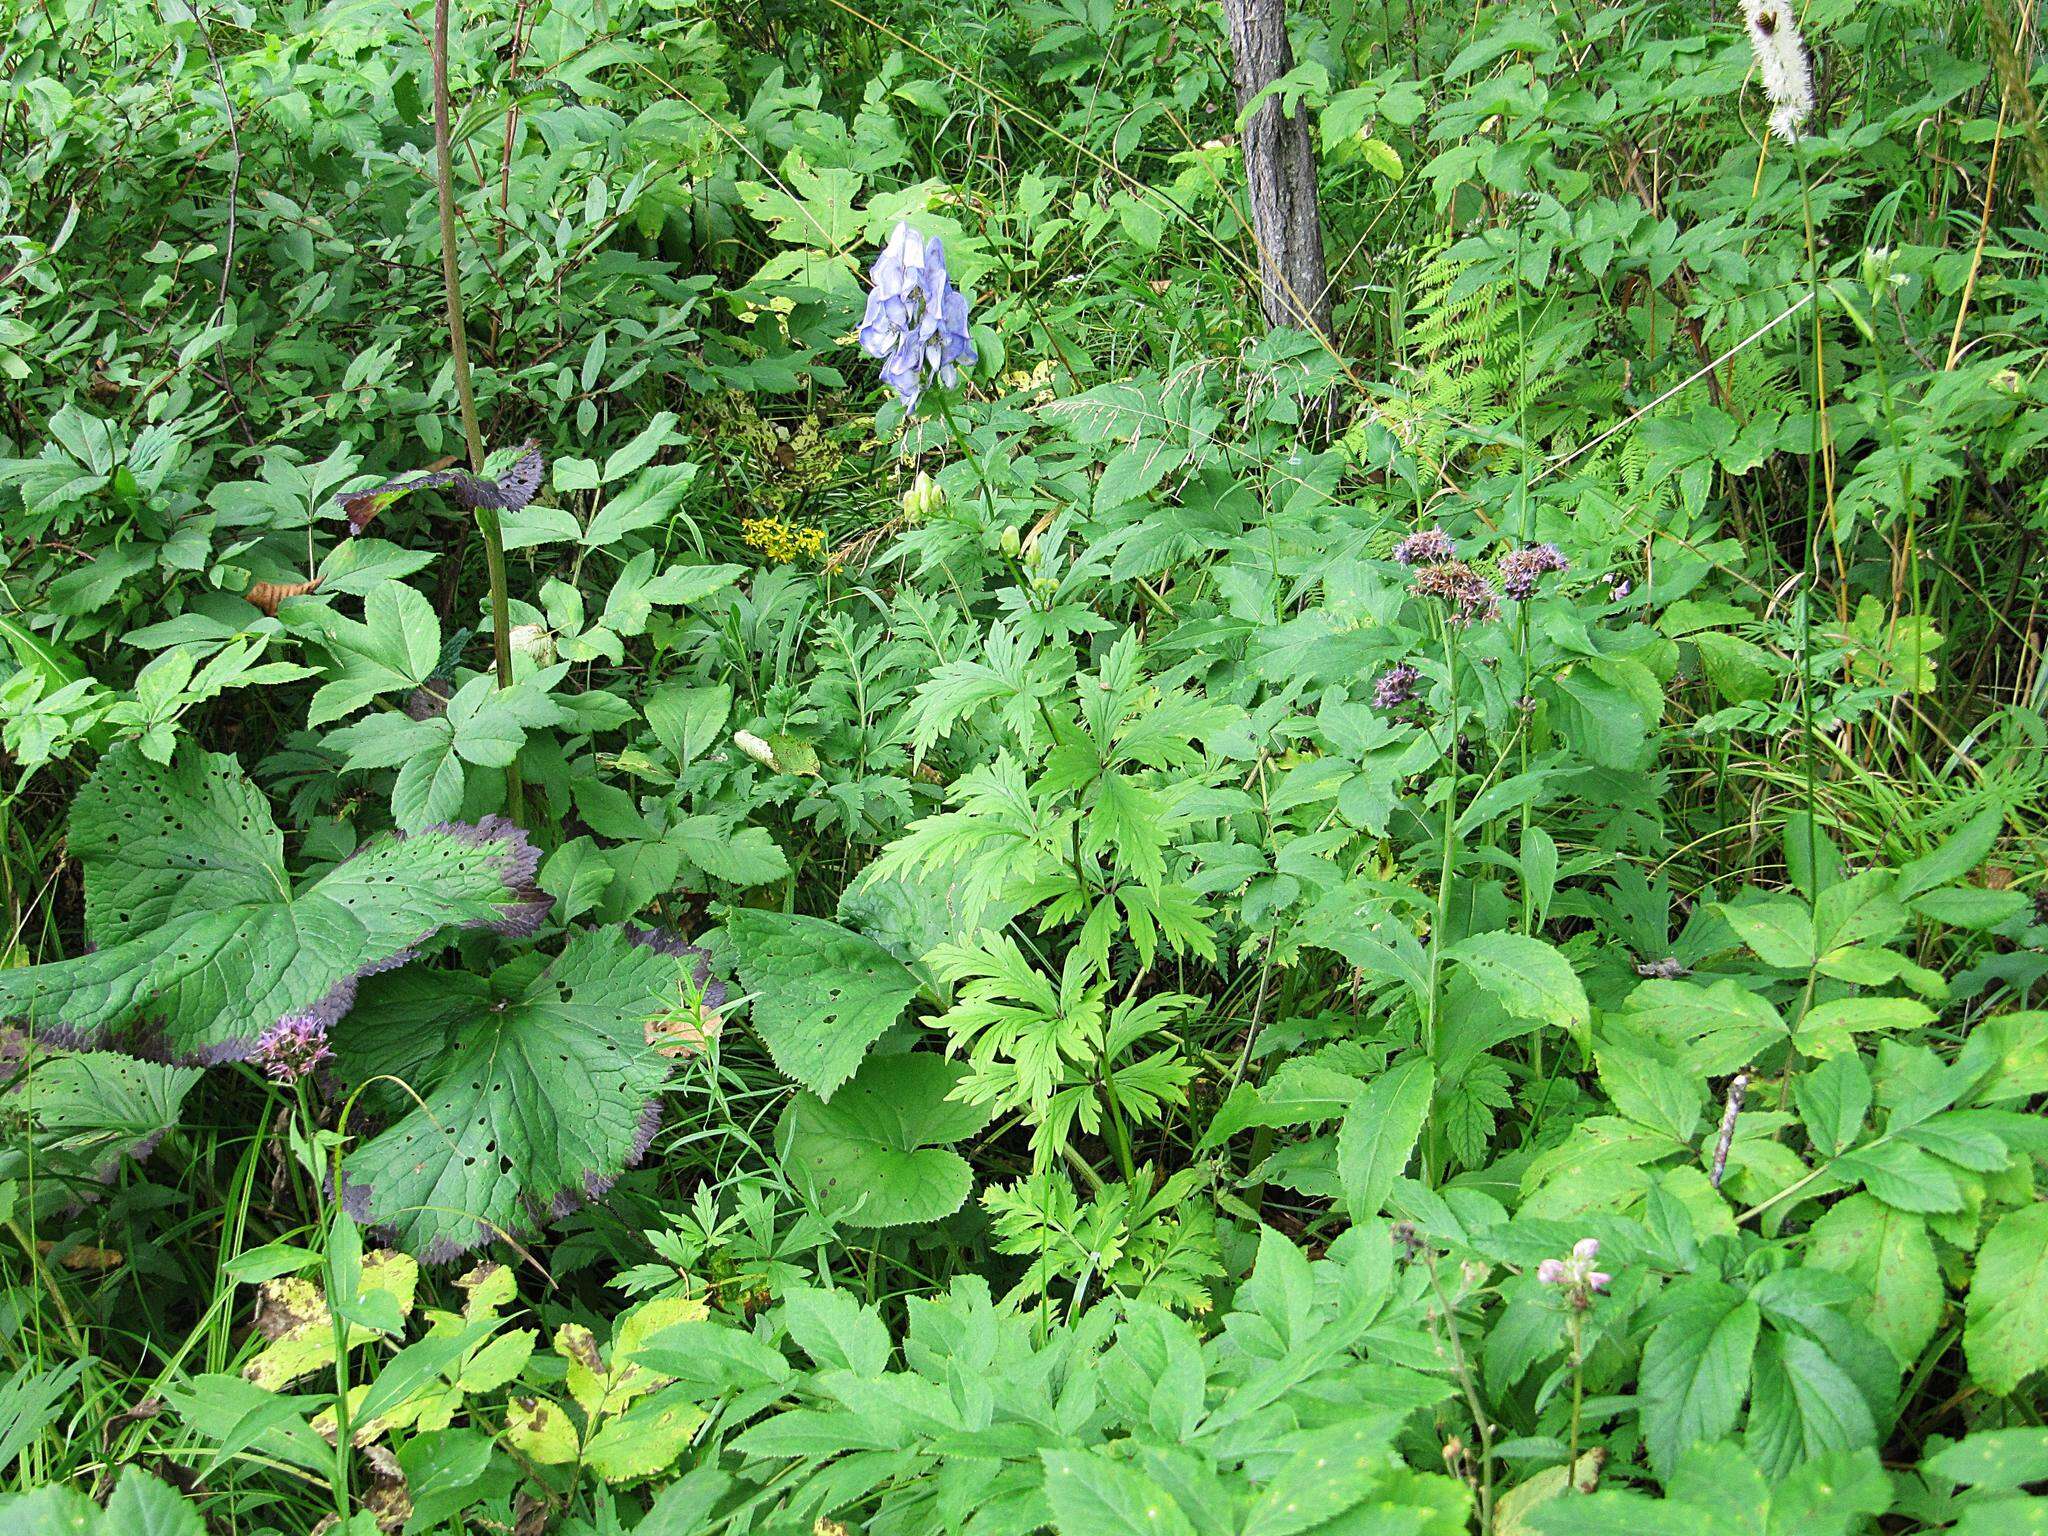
[{"xmin": 432, "ymin": 0, "xmax": 522, "ymax": 821}]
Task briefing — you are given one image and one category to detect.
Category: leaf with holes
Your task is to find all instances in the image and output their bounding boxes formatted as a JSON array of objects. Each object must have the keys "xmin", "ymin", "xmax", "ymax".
[
  {"xmin": 0, "ymin": 744, "xmax": 546, "ymax": 1061},
  {"xmin": 725, "ymin": 909, "xmax": 922, "ymax": 1098},
  {"xmin": 339, "ymin": 927, "xmax": 697, "ymax": 1261},
  {"xmin": 777, "ymin": 1052, "xmax": 993, "ymax": 1227}
]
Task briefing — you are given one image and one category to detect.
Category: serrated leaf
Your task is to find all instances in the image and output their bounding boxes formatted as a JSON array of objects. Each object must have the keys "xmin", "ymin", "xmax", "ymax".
[
  {"xmin": 1638, "ymin": 1283, "xmax": 1758, "ymax": 1477},
  {"xmin": 101, "ymin": 1468, "xmax": 208, "ymax": 1536},
  {"xmin": 666, "ymin": 816, "xmax": 789, "ymax": 887},
  {"xmin": 1041, "ymin": 1447, "xmax": 1197, "ymax": 1536},
  {"xmin": 0, "ymin": 745, "xmax": 544, "ymax": 1059},
  {"xmin": 1805, "ymin": 1195, "xmax": 1939, "ymax": 1368},
  {"xmin": 1925, "ymin": 1429, "xmax": 2048, "ymax": 1490},
  {"xmin": 1746, "ymin": 1330, "xmax": 1877, "ymax": 1478},
  {"xmin": 1447, "ymin": 932, "xmax": 1589, "ymax": 1038},
  {"xmin": 1965, "ymin": 1203, "xmax": 2048, "ymax": 1395},
  {"xmin": 291, "ymin": 580, "xmax": 443, "ymax": 726},
  {"xmin": 779, "ymin": 1286, "xmax": 891, "ymax": 1375},
  {"xmin": 340, "ymin": 927, "xmax": 689, "ymax": 1261},
  {"xmin": 725, "ymin": 909, "xmax": 921, "ymax": 1097},
  {"xmin": 777, "ymin": 1052, "xmax": 992, "ymax": 1227},
  {"xmin": 1337, "ymin": 1058, "xmax": 1433, "ymax": 1221}
]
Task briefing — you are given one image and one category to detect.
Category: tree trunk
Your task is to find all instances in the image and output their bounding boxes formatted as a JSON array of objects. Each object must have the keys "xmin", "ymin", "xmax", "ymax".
[{"xmin": 1222, "ymin": 0, "xmax": 1334, "ymax": 341}]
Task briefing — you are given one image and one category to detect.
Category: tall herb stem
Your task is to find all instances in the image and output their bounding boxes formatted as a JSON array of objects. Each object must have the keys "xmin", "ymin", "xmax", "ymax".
[{"xmin": 433, "ymin": 0, "xmax": 522, "ymax": 822}]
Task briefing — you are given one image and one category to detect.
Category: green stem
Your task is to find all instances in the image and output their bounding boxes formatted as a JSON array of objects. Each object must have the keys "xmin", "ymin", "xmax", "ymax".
[
  {"xmin": 1420, "ymin": 623, "xmax": 1461, "ymax": 1184},
  {"xmin": 1097, "ymin": 1046, "xmax": 1139, "ymax": 1186},
  {"xmin": 433, "ymin": 0, "xmax": 522, "ymax": 824},
  {"xmin": 1791, "ymin": 140, "xmax": 1823, "ymax": 886},
  {"xmin": 1566, "ymin": 1311, "xmax": 1585, "ymax": 1491}
]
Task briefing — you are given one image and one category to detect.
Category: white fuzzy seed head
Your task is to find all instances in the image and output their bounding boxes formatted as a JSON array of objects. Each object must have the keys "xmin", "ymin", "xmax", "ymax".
[{"xmin": 1742, "ymin": 0, "xmax": 1814, "ymax": 142}]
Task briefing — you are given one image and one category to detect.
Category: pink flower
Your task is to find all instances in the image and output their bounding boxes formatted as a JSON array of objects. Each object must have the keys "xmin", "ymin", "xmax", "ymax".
[{"xmin": 1538, "ymin": 1237, "xmax": 1611, "ymax": 1307}]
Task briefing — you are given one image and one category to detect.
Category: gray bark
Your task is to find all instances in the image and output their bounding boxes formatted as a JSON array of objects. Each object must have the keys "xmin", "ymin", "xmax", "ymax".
[{"xmin": 1222, "ymin": 0, "xmax": 1334, "ymax": 341}]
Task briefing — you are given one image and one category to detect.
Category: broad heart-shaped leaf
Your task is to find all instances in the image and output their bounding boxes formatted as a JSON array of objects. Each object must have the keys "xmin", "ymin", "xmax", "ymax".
[
  {"xmin": 724, "ymin": 909, "xmax": 921, "ymax": 1098},
  {"xmin": 776, "ymin": 1053, "xmax": 992, "ymax": 1227},
  {"xmin": 340, "ymin": 926, "xmax": 694, "ymax": 1262},
  {"xmin": 1964, "ymin": 1203, "xmax": 2048, "ymax": 1395},
  {"xmin": 0, "ymin": 745, "xmax": 546, "ymax": 1061}
]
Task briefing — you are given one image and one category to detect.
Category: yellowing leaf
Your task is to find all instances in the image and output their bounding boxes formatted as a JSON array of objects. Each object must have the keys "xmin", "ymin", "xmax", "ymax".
[
  {"xmin": 505, "ymin": 1395, "xmax": 579, "ymax": 1464},
  {"xmin": 242, "ymin": 1252, "xmax": 417, "ymax": 1391}
]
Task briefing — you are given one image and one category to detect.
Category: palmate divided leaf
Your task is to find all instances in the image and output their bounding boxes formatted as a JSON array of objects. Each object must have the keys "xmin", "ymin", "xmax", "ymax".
[
  {"xmin": 0, "ymin": 744, "xmax": 547, "ymax": 1061},
  {"xmin": 339, "ymin": 926, "xmax": 703, "ymax": 1262}
]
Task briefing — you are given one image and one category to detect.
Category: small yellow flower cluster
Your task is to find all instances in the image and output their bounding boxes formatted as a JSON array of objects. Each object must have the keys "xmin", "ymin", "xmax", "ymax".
[{"xmin": 742, "ymin": 516, "xmax": 827, "ymax": 564}]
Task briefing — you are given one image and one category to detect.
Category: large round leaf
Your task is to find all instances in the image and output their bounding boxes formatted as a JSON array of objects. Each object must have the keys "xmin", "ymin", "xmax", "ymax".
[
  {"xmin": 340, "ymin": 927, "xmax": 700, "ymax": 1261},
  {"xmin": 0, "ymin": 744, "xmax": 546, "ymax": 1060},
  {"xmin": 776, "ymin": 1052, "xmax": 992, "ymax": 1228},
  {"xmin": 725, "ymin": 909, "xmax": 920, "ymax": 1098}
]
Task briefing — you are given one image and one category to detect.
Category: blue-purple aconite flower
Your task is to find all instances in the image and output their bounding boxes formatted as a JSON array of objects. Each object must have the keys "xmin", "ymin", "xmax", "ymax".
[{"xmin": 859, "ymin": 222, "xmax": 975, "ymax": 412}]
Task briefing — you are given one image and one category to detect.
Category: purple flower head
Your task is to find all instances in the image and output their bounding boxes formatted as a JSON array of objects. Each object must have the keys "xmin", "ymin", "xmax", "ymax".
[
  {"xmin": 254, "ymin": 1012, "xmax": 333, "ymax": 1086},
  {"xmin": 1393, "ymin": 528, "xmax": 1456, "ymax": 566},
  {"xmin": 1374, "ymin": 663, "xmax": 1421, "ymax": 710},
  {"xmin": 1411, "ymin": 560, "xmax": 1502, "ymax": 626},
  {"xmin": 859, "ymin": 222, "xmax": 977, "ymax": 413},
  {"xmin": 1499, "ymin": 543, "xmax": 1569, "ymax": 600}
]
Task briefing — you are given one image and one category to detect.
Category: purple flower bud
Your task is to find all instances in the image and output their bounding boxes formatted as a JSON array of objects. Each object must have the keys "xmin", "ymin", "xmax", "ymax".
[
  {"xmin": 254, "ymin": 1012, "xmax": 333, "ymax": 1086},
  {"xmin": 1537, "ymin": 1258, "xmax": 1567, "ymax": 1286},
  {"xmin": 859, "ymin": 222, "xmax": 977, "ymax": 413},
  {"xmin": 1393, "ymin": 528, "xmax": 1456, "ymax": 566},
  {"xmin": 1374, "ymin": 662, "xmax": 1421, "ymax": 710},
  {"xmin": 1499, "ymin": 543, "xmax": 1569, "ymax": 600}
]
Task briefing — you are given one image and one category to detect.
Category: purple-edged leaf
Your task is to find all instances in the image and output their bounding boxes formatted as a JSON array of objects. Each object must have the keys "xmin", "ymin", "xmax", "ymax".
[
  {"xmin": 3, "ymin": 1039, "xmax": 201, "ymax": 1211},
  {"xmin": 337, "ymin": 442, "xmax": 544, "ymax": 535},
  {"xmin": 339, "ymin": 467, "xmax": 465, "ymax": 536},
  {"xmin": 0, "ymin": 744, "xmax": 547, "ymax": 1061},
  {"xmin": 339, "ymin": 926, "xmax": 696, "ymax": 1261},
  {"xmin": 453, "ymin": 442, "xmax": 543, "ymax": 511}
]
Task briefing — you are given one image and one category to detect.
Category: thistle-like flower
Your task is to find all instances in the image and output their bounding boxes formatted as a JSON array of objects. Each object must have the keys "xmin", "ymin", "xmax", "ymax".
[
  {"xmin": 1374, "ymin": 662, "xmax": 1421, "ymax": 710},
  {"xmin": 858, "ymin": 222, "xmax": 976, "ymax": 412},
  {"xmin": 1537, "ymin": 1237, "xmax": 1612, "ymax": 1310},
  {"xmin": 254, "ymin": 1012, "xmax": 333, "ymax": 1086},
  {"xmin": 1742, "ymin": 0, "xmax": 1814, "ymax": 143},
  {"xmin": 1393, "ymin": 528, "xmax": 1456, "ymax": 566},
  {"xmin": 1499, "ymin": 543, "xmax": 1569, "ymax": 601},
  {"xmin": 1411, "ymin": 560, "xmax": 1502, "ymax": 626}
]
